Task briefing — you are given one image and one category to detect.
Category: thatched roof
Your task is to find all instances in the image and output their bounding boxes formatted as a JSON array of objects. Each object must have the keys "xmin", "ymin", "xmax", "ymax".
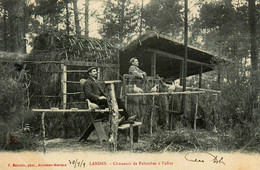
[{"xmin": 31, "ymin": 32, "xmax": 118, "ymax": 63}]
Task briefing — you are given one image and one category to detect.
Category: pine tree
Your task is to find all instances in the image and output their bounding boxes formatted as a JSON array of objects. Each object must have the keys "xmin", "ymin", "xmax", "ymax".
[
  {"xmin": 98, "ymin": 0, "xmax": 140, "ymax": 43},
  {"xmin": 142, "ymin": 0, "xmax": 183, "ymax": 37}
]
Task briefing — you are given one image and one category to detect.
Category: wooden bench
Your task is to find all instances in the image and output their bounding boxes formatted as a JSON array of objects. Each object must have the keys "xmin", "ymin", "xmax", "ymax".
[{"xmin": 118, "ymin": 121, "xmax": 142, "ymax": 149}]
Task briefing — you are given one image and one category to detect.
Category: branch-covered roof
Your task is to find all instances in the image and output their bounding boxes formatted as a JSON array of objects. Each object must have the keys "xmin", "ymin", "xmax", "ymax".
[{"xmin": 31, "ymin": 32, "xmax": 118, "ymax": 63}]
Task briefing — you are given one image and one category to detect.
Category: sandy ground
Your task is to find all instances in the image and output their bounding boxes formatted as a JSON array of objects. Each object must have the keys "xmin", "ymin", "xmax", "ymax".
[{"xmin": 40, "ymin": 131, "xmax": 151, "ymax": 153}]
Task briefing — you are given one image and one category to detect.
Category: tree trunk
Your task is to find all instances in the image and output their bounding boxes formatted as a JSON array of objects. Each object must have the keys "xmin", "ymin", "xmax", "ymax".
[
  {"xmin": 3, "ymin": 9, "xmax": 8, "ymax": 51},
  {"xmin": 119, "ymin": 0, "xmax": 126, "ymax": 40},
  {"xmin": 65, "ymin": 1, "xmax": 70, "ymax": 35},
  {"xmin": 84, "ymin": 0, "xmax": 89, "ymax": 38},
  {"xmin": 248, "ymin": 0, "xmax": 259, "ymax": 109},
  {"xmin": 139, "ymin": 0, "xmax": 143, "ymax": 36},
  {"xmin": 72, "ymin": 0, "xmax": 81, "ymax": 37},
  {"xmin": 7, "ymin": 0, "xmax": 24, "ymax": 52},
  {"xmin": 106, "ymin": 83, "xmax": 119, "ymax": 151}
]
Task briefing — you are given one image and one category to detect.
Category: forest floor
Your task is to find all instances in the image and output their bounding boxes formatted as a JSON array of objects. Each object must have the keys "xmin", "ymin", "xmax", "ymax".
[{"xmin": 35, "ymin": 128, "xmax": 239, "ymax": 153}]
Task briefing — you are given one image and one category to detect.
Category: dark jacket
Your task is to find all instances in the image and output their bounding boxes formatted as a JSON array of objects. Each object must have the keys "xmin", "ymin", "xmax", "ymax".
[{"xmin": 82, "ymin": 77, "xmax": 105, "ymax": 103}]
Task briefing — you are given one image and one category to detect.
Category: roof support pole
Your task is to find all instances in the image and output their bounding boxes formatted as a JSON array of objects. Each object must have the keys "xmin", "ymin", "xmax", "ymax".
[
  {"xmin": 151, "ymin": 52, "xmax": 156, "ymax": 76},
  {"xmin": 180, "ymin": 60, "xmax": 183, "ymax": 84},
  {"xmin": 183, "ymin": 0, "xmax": 188, "ymax": 91},
  {"xmin": 199, "ymin": 65, "xmax": 203, "ymax": 88},
  {"xmin": 181, "ymin": 0, "xmax": 188, "ymax": 116}
]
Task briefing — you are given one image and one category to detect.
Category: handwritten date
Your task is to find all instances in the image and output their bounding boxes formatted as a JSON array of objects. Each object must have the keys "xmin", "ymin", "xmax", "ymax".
[{"xmin": 68, "ymin": 159, "xmax": 86, "ymax": 168}]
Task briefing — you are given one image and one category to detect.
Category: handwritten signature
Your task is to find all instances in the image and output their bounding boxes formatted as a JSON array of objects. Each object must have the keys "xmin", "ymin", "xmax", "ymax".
[{"xmin": 185, "ymin": 152, "xmax": 225, "ymax": 165}]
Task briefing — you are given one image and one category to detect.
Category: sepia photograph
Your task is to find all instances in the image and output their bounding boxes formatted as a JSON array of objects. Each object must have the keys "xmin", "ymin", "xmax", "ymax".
[{"xmin": 0, "ymin": 0, "xmax": 259, "ymax": 169}]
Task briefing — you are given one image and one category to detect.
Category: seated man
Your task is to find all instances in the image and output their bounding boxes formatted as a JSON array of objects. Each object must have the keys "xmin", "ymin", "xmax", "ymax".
[
  {"xmin": 129, "ymin": 57, "xmax": 147, "ymax": 79},
  {"xmin": 80, "ymin": 66, "xmax": 135, "ymax": 122}
]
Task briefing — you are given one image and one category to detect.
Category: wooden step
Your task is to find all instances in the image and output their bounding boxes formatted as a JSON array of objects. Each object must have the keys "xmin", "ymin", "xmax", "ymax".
[{"xmin": 118, "ymin": 122, "xmax": 142, "ymax": 130}]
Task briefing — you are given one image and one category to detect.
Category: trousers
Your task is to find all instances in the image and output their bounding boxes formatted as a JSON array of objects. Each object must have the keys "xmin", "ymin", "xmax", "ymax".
[{"xmin": 95, "ymin": 98, "xmax": 129, "ymax": 120}]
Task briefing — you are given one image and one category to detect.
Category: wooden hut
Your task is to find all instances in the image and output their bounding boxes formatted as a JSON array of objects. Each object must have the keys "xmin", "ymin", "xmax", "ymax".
[
  {"xmin": 25, "ymin": 32, "xmax": 121, "ymax": 138},
  {"xmin": 119, "ymin": 32, "xmax": 220, "ymax": 132},
  {"xmin": 120, "ymin": 32, "xmax": 215, "ymax": 83},
  {"xmin": 27, "ymin": 32, "xmax": 120, "ymax": 109}
]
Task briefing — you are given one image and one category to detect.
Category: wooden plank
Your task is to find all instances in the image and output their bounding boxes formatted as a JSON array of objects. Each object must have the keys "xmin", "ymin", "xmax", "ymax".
[
  {"xmin": 63, "ymin": 81, "xmax": 80, "ymax": 84},
  {"xmin": 144, "ymin": 47, "xmax": 213, "ymax": 68},
  {"xmin": 32, "ymin": 108, "xmax": 124, "ymax": 112},
  {"xmin": 93, "ymin": 120, "xmax": 108, "ymax": 144},
  {"xmin": 118, "ymin": 122, "xmax": 142, "ymax": 130},
  {"xmin": 65, "ymin": 70, "xmax": 90, "ymax": 73},
  {"xmin": 20, "ymin": 61, "xmax": 63, "ymax": 64},
  {"xmin": 63, "ymin": 80, "xmax": 122, "ymax": 84},
  {"xmin": 126, "ymin": 91, "xmax": 205, "ymax": 96},
  {"xmin": 64, "ymin": 60, "xmax": 119, "ymax": 68},
  {"xmin": 79, "ymin": 122, "xmax": 95, "ymax": 142},
  {"xmin": 63, "ymin": 92, "xmax": 83, "ymax": 95},
  {"xmin": 186, "ymin": 87, "xmax": 221, "ymax": 93},
  {"xmin": 103, "ymin": 80, "xmax": 121, "ymax": 84},
  {"xmin": 32, "ymin": 95, "xmax": 60, "ymax": 98}
]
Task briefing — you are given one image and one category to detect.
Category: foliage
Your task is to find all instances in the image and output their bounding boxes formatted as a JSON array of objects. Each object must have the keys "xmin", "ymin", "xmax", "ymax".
[
  {"xmin": 5, "ymin": 129, "xmax": 40, "ymax": 151},
  {"xmin": 0, "ymin": 64, "xmax": 26, "ymax": 126},
  {"xmin": 142, "ymin": 0, "xmax": 183, "ymax": 38},
  {"xmin": 98, "ymin": 0, "xmax": 140, "ymax": 43},
  {"xmin": 188, "ymin": 0, "xmax": 260, "ymax": 151}
]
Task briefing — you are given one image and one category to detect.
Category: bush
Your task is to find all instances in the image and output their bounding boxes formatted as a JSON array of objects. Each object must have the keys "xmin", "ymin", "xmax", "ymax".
[{"xmin": 0, "ymin": 64, "xmax": 26, "ymax": 129}]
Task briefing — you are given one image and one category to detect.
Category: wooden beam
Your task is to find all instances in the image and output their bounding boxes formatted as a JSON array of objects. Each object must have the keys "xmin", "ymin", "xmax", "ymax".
[
  {"xmin": 32, "ymin": 108, "xmax": 123, "ymax": 112},
  {"xmin": 65, "ymin": 70, "xmax": 90, "ymax": 73},
  {"xmin": 103, "ymin": 80, "xmax": 121, "ymax": 84},
  {"xmin": 144, "ymin": 48, "xmax": 213, "ymax": 68},
  {"xmin": 63, "ymin": 92, "xmax": 83, "ymax": 95},
  {"xmin": 126, "ymin": 91, "xmax": 205, "ymax": 96},
  {"xmin": 63, "ymin": 60, "xmax": 119, "ymax": 68}
]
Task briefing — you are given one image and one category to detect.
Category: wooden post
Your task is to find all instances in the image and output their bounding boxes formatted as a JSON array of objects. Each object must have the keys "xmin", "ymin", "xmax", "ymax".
[
  {"xmin": 61, "ymin": 63, "xmax": 67, "ymax": 109},
  {"xmin": 41, "ymin": 112, "xmax": 46, "ymax": 153},
  {"xmin": 150, "ymin": 96, "xmax": 155, "ymax": 136},
  {"xmin": 97, "ymin": 67, "xmax": 101, "ymax": 80},
  {"xmin": 117, "ymin": 50, "xmax": 120, "ymax": 80},
  {"xmin": 106, "ymin": 83, "xmax": 119, "ymax": 152},
  {"xmin": 129, "ymin": 122, "xmax": 134, "ymax": 150},
  {"xmin": 151, "ymin": 52, "xmax": 156, "ymax": 76},
  {"xmin": 194, "ymin": 94, "xmax": 199, "ymax": 130},
  {"xmin": 199, "ymin": 65, "xmax": 203, "ymax": 88},
  {"xmin": 180, "ymin": 61, "xmax": 183, "ymax": 85}
]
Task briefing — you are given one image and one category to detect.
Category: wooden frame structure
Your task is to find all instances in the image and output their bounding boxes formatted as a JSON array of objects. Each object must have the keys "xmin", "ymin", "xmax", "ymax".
[{"xmin": 119, "ymin": 32, "xmax": 216, "ymax": 85}]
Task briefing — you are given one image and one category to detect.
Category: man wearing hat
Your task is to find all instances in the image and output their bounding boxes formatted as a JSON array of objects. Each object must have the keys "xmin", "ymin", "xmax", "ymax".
[
  {"xmin": 80, "ymin": 66, "xmax": 135, "ymax": 122},
  {"xmin": 129, "ymin": 57, "xmax": 147, "ymax": 79}
]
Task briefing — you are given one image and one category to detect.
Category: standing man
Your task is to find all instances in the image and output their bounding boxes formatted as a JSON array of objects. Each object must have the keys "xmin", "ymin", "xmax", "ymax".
[
  {"xmin": 81, "ymin": 67, "xmax": 135, "ymax": 121},
  {"xmin": 129, "ymin": 57, "xmax": 147, "ymax": 79}
]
